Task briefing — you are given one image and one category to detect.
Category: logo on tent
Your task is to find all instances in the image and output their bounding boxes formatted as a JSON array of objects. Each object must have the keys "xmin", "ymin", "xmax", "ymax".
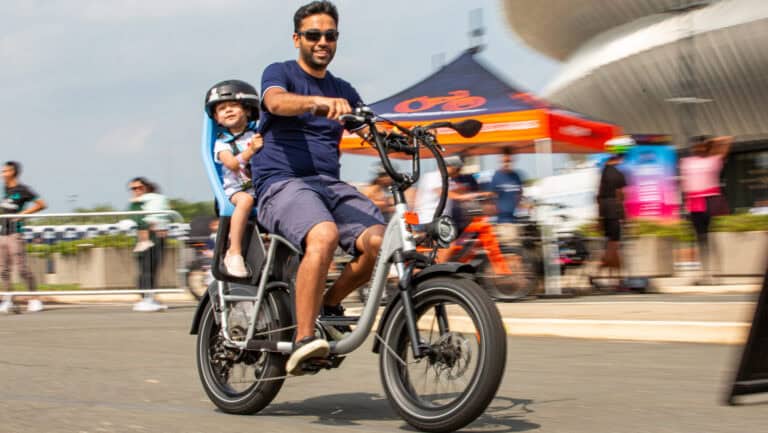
[
  {"xmin": 394, "ymin": 90, "xmax": 487, "ymax": 113},
  {"xmin": 559, "ymin": 125, "xmax": 592, "ymax": 137}
]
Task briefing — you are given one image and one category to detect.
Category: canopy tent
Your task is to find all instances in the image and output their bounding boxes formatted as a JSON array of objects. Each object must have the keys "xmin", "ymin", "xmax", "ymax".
[{"xmin": 340, "ymin": 50, "xmax": 622, "ymax": 157}]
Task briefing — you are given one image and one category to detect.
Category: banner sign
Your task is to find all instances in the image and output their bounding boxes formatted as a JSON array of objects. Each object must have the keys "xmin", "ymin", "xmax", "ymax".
[{"xmin": 621, "ymin": 145, "xmax": 680, "ymax": 220}]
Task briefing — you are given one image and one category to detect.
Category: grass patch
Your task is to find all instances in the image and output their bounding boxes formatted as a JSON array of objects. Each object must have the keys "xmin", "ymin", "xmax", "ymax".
[{"xmin": 9, "ymin": 283, "xmax": 82, "ymax": 292}]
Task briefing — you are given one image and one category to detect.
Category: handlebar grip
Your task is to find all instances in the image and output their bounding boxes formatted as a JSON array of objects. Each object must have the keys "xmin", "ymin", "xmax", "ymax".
[
  {"xmin": 339, "ymin": 114, "xmax": 365, "ymax": 123},
  {"xmin": 386, "ymin": 139, "xmax": 417, "ymax": 155},
  {"xmin": 310, "ymin": 104, "xmax": 330, "ymax": 117}
]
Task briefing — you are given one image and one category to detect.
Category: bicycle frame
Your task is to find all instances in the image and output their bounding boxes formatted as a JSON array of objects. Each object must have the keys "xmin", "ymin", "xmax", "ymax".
[{"xmin": 212, "ymin": 197, "xmax": 417, "ymax": 355}]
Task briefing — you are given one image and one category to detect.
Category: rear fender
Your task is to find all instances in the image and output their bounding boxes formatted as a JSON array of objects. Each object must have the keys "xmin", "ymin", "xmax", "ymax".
[
  {"xmin": 189, "ymin": 282, "xmax": 263, "ymax": 334},
  {"xmin": 371, "ymin": 262, "xmax": 476, "ymax": 353},
  {"xmin": 189, "ymin": 290, "xmax": 211, "ymax": 335}
]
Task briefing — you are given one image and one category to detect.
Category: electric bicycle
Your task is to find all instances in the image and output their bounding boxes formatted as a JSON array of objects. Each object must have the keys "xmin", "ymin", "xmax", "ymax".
[{"xmin": 191, "ymin": 106, "xmax": 507, "ymax": 433}]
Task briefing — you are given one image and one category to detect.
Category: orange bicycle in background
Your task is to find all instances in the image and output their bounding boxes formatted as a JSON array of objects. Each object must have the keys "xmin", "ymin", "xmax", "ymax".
[{"xmin": 438, "ymin": 198, "xmax": 538, "ymax": 301}]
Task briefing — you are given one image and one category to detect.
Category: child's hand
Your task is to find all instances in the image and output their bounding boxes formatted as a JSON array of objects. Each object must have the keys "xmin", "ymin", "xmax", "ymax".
[{"xmin": 249, "ymin": 134, "xmax": 263, "ymax": 152}]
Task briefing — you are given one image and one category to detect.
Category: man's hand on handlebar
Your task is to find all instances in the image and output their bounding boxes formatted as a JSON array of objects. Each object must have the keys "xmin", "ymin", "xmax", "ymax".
[{"xmin": 309, "ymin": 96, "xmax": 352, "ymax": 120}]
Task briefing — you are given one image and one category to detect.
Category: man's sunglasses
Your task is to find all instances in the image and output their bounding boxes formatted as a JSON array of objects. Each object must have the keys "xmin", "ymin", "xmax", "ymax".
[
  {"xmin": 130, "ymin": 185, "xmax": 144, "ymax": 191},
  {"xmin": 297, "ymin": 29, "xmax": 339, "ymax": 42}
]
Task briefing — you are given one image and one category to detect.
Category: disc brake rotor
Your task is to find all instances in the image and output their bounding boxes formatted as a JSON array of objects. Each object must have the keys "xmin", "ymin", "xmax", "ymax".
[{"xmin": 430, "ymin": 332, "xmax": 472, "ymax": 380}]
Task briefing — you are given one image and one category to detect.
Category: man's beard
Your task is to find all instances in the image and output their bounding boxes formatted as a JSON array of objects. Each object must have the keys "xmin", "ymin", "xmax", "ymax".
[{"xmin": 300, "ymin": 44, "xmax": 335, "ymax": 71}]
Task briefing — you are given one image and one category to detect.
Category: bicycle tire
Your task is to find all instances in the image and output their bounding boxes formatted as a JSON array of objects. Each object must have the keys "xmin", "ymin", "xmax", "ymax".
[
  {"xmin": 379, "ymin": 276, "xmax": 506, "ymax": 432},
  {"xmin": 196, "ymin": 288, "xmax": 292, "ymax": 414}
]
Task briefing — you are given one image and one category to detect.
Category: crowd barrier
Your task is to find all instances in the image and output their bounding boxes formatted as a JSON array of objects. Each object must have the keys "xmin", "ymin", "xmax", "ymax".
[{"xmin": 0, "ymin": 210, "xmax": 190, "ymax": 312}]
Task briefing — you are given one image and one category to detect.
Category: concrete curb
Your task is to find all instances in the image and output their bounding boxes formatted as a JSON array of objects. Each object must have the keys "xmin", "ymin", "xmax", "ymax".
[
  {"xmin": 651, "ymin": 284, "xmax": 760, "ymax": 294},
  {"xmin": 499, "ymin": 317, "xmax": 749, "ymax": 345},
  {"xmin": 9, "ymin": 292, "xmax": 197, "ymax": 305},
  {"xmin": 351, "ymin": 305, "xmax": 751, "ymax": 346},
  {"xmin": 7, "ymin": 290, "xmax": 756, "ymax": 345}
]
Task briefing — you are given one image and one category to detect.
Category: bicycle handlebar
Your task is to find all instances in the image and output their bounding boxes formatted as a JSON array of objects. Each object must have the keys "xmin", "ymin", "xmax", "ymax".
[{"xmin": 343, "ymin": 106, "xmax": 481, "ymax": 226}]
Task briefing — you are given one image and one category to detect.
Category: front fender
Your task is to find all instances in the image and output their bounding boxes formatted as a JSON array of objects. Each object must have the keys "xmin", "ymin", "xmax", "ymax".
[{"xmin": 371, "ymin": 262, "xmax": 476, "ymax": 354}]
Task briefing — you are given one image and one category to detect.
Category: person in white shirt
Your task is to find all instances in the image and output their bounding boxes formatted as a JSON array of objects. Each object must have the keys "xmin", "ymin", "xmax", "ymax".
[{"xmin": 414, "ymin": 156, "xmax": 490, "ymax": 261}]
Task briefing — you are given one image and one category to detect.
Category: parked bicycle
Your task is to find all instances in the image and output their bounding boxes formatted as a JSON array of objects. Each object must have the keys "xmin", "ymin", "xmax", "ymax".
[
  {"xmin": 191, "ymin": 106, "xmax": 507, "ymax": 432},
  {"xmin": 441, "ymin": 198, "xmax": 538, "ymax": 301}
]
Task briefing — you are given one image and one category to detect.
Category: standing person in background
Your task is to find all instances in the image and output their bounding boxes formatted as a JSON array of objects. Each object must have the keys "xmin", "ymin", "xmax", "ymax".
[
  {"xmin": 491, "ymin": 149, "xmax": 524, "ymax": 245},
  {"xmin": 128, "ymin": 177, "xmax": 170, "ymax": 312},
  {"xmin": 414, "ymin": 156, "xmax": 481, "ymax": 232},
  {"xmin": 680, "ymin": 135, "xmax": 732, "ymax": 285},
  {"xmin": 0, "ymin": 161, "xmax": 46, "ymax": 314},
  {"xmin": 596, "ymin": 140, "xmax": 630, "ymax": 289},
  {"xmin": 362, "ymin": 163, "xmax": 395, "ymax": 220},
  {"xmin": 414, "ymin": 156, "xmax": 491, "ymax": 262}
]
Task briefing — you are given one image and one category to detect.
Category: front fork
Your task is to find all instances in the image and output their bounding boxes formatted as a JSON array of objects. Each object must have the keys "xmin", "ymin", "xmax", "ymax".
[{"xmin": 394, "ymin": 252, "xmax": 450, "ymax": 359}]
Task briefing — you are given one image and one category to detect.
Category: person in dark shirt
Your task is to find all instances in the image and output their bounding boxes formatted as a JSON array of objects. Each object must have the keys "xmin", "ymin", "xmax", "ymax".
[
  {"xmin": 253, "ymin": 1, "xmax": 384, "ymax": 375},
  {"xmin": 596, "ymin": 140, "xmax": 631, "ymax": 282},
  {"xmin": 491, "ymin": 150, "xmax": 524, "ymax": 244},
  {"xmin": 0, "ymin": 161, "xmax": 46, "ymax": 313}
]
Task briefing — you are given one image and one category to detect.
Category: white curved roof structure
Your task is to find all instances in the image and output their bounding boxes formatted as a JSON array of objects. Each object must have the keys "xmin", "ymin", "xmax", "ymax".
[
  {"xmin": 503, "ymin": 0, "xmax": 682, "ymax": 60},
  {"xmin": 504, "ymin": 0, "xmax": 768, "ymax": 139}
]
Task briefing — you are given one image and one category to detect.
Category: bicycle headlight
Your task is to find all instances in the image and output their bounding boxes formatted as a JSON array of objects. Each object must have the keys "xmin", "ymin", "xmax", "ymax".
[{"xmin": 432, "ymin": 215, "xmax": 457, "ymax": 248}]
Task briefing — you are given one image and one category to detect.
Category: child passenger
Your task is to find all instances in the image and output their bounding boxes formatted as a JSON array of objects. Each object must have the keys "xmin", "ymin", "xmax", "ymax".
[{"xmin": 204, "ymin": 80, "xmax": 263, "ymax": 277}]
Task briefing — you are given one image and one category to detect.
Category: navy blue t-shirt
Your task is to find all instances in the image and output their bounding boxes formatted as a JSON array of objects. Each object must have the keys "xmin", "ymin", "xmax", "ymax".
[
  {"xmin": 491, "ymin": 169, "xmax": 523, "ymax": 222},
  {"xmin": 252, "ymin": 60, "xmax": 363, "ymax": 198}
]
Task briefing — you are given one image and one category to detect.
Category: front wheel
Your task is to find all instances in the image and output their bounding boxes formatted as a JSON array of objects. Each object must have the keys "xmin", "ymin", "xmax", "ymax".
[
  {"xmin": 379, "ymin": 276, "xmax": 507, "ymax": 433},
  {"xmin": 196, "ymin": 288, "xmax": 292, "ymax": 414}
]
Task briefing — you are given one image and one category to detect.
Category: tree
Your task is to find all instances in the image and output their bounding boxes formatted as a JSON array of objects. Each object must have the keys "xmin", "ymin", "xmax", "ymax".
[{"xmin": 168, "ymin": 199, "xmax": 215, "ymax": 222}]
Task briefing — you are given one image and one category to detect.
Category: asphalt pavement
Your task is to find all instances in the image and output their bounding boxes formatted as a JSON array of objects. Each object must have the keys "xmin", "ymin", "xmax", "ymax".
[{"xmin": 0, "ymin": 302, "xmax": 766, "ymax": 433}]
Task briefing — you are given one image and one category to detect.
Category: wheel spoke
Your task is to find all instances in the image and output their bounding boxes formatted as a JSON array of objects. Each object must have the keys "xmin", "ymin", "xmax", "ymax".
[
  {"xmin": 204, "ymin": 300, "xmax": 277, "ymax": 395},
  {"xmin": 392, "ymin": 295, "xmax": 482, "ymax": 410}
]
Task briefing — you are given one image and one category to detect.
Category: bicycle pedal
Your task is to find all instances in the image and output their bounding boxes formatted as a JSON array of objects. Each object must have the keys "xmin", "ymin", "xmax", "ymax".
[
  {"xmin": 299, "ymin": 357, "xmax": 332, "ymax": 373},
  {"xmin": 308, "ymin": 356, "xmax": 346, "ymax": 370},
  {"xmin": 328, "ymin": 355, "xmax": 346, "ymax": 369}
]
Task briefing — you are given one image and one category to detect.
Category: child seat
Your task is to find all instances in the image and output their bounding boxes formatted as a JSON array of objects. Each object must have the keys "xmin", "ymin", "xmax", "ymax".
[{"xmin": 201, "ymin": 116, "xmax": 266, "ymax": 284}]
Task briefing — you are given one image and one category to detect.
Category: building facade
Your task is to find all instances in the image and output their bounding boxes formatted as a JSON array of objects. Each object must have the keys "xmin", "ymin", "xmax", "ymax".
[{"xmin": 504, "ymin": 0, "xmax": 768, "ymax": 209}]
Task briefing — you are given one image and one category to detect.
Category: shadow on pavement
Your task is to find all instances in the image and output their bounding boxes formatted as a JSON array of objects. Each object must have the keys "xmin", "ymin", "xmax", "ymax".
[{"xmin": 262, "ymin": 392, "xmax": 540, "ymax": 432}]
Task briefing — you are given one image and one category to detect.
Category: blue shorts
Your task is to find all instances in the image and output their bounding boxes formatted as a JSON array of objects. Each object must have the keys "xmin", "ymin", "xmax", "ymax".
[{"xmin": 257, "ymin": 175, "xmax": 385, "ymax": 255}]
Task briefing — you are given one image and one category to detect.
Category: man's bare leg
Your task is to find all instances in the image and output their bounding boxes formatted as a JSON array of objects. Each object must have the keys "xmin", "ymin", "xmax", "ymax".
[
  {"xmin": 324, "ymin": 224, "xmax": 384, "ymax": 306},
  {"xmin": 294, "ymin": 221, "xmax": 339, "ymax": 341}
]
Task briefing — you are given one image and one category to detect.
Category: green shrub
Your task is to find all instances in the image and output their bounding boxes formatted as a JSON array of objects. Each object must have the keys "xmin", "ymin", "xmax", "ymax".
[
  {"xmin": 711, "ymin": 214, "xmax": 768, "ymax": 232},
  {"xmin": 579, "ymin": 219, "xmax": 694, "ymax": 241},
  {"xmin": 577, "ymin": 222, "xmax": 603, "ymax": 238},
  {"xmin": 25, "ymin": 234, "xmax": 177, "ymax": 256},
  {"xmin": 628, "ymin": 219, "xmax": 695, "ymax": 242},
  {"xmin": 579, "ymin": 214, "xmax": 768, "ymax": 242}
]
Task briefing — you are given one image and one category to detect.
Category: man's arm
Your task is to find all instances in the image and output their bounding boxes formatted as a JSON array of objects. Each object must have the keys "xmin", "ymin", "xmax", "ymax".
[
  {"xmin": 21, "ymin": 198, "xmax": 46, "ymax": 215},
  {"xmin": 262, "ymin": 88, "xmax": 352, "ymax": 120}
]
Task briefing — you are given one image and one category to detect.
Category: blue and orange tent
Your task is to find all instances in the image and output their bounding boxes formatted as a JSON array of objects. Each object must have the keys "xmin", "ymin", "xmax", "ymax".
[{"xmin": 340, "ymin": 50, "xmax": 622, "ymax": 157}]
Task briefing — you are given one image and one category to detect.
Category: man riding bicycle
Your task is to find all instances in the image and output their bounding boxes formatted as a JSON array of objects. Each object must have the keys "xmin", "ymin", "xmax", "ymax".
[{"xmin": 252, "ymin": 1, "xmax": 384, "ymax": 375}]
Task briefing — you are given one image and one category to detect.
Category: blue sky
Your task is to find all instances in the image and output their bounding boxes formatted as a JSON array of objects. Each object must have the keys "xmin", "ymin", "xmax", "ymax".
[{"xmin": 0, "ymin": 0, "xmax": 559, "ymax": 211}]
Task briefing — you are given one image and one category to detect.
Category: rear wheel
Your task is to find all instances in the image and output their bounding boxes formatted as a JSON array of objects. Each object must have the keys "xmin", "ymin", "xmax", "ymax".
[
  {"xmin": 479, "ymin": 247, "xmax": 537, "ymax": 300},
  {"xmin": 196, "ymin": 288, "xmax": 292, "ymax": 414},
  {"xmin": 379, "ymin": 276, "xmax": 506, "ymax": 433}
]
